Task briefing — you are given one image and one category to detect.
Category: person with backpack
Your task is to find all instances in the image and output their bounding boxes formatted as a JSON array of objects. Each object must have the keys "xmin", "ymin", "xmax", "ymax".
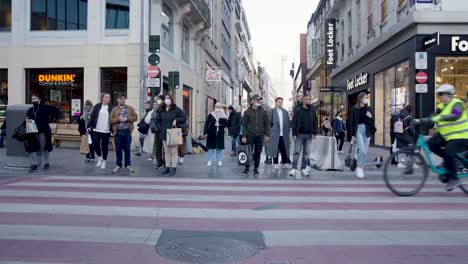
[
  {"xmin": 394, "ymin": 105, "xmax": 416, "ymax": 168},
  {"xmin": 136, "ymin": 101, "xmax": 152, "ymax": 157}
]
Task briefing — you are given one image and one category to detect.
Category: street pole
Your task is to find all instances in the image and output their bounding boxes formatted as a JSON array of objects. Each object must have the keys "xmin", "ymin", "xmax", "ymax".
[{"xmin": 139, "ymin": 0, "xmax": 145, "ymax": 115}]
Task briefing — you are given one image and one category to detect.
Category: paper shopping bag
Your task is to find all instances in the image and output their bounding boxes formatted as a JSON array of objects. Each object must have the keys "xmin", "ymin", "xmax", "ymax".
[
  {"xmin": 166, "ymin": 128, "xmax": 183, "ymax": 146},
  {"xmin": 80, "ymin": 135, "xmax": 89, "ymax": 155},
  {"xmin": 26, "ymin": 119, "xmax": 38, "ymax": 134}
]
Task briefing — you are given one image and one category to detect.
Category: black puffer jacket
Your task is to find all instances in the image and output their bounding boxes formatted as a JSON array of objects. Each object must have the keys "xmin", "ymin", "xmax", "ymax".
[
  {"xmin": 155, "ymin": 104, "xmax": 187, "ymax": 141},
  {"xmin": 227, "ymin": 111, "xmax": 241, "ymax": 137}
]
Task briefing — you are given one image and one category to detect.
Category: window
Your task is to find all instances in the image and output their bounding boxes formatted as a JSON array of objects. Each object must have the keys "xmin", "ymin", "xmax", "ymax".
[
  {"xmin": 374, "ymin": 61, "xmax": 409, "ymax": 146},
  {"xmin": 347, "ymin": 10, "xmax": 352, "ymax": 54},
  {"xmin": 31, "ymin": 0, "xmax": 87, "ymax": 31},
  {"xmin": 436, "ymin": 57, "xmax": 468, "ymax": 106},
  {"xmin": 0, "ymin": 0, "xmax": 11, "ymax": 31},
  {"xmin": 182, "ymin": 25, "xmax": 190, "ymax": 63},
  {"xmin": 106, "ymin": 0, "xmax": 129, "ymax": 29},
  {"xmin": 367, "ymin": 0, "xmax": 373, "ymax": 34},
  {"xmin": 356, "ymin": 0, "xmax": 361, "ymax": 46},
  {"xmin": 161, "ymin": 3, "xmax": 174, "ymax": 51},
  {"xmin": 381, "ymin": 0, "xmax": 388, "ymax": 23},
  {"xmin": 101, "ymin": 68, "xmax": 127, "ymax": 106}
]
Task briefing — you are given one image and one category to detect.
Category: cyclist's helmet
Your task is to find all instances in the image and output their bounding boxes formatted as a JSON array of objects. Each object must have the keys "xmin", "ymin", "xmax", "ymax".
[{"xmin": 436, "ymin": 84, "xmax": 456, "ymax": 95}]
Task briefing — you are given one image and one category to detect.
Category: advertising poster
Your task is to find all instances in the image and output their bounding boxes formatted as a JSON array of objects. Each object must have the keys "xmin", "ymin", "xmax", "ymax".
[
  {"xmin": 50, "ymin": 89, "xmax": 62, "ymax": 102},
  {"xmin": 71, "ymin": 99, "xmax": 81, "ymax": 117}
]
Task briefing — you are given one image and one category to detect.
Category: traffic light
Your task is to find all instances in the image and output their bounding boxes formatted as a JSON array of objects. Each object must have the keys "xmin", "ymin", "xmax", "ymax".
[
  {"xmin": 169, "ymin": 71, "xmax": 180, "ymax": 89},
  {"xmin": 149, "ymin": 35, "xmax": 160, "ymax": 53}
]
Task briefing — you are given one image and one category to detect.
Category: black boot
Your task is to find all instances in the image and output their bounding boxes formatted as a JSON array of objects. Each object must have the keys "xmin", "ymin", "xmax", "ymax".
[
  {"xmin": 170, "ymin": 168, "xmax": 176, "ymax": 176},
  {"xmin": 162, "ymin": 167, "xmax": 170, "ymax": 175},
  {"xmin": 29, "ymin": 165, "xmax": 38, "ymax": 173}
]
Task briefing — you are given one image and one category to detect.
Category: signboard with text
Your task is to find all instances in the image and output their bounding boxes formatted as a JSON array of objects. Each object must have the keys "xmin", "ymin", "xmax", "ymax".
[
  {"xmin": 423, "ymin": 32, "xmax": 439, "ymax": 50},
  {"xmin": 324, "ymin": 18, "xmax": 337, "ymax": 69},
  {"xmin": 415, "ymin": 52, "xmax": 428, "ymax": 70}
]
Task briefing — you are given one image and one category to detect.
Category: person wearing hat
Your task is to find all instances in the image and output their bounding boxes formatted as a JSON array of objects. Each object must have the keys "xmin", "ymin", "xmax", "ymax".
[
  {"xmin": 109, "ymin": 94, "xmax": 138, "ymax": 173},
  {"xmin": 418, "ymin": 84, "xmax": 468, "ymax": 191},
  {"xmin": 241, "ymin": 95, "xmax": 270, "ymax": 176}
]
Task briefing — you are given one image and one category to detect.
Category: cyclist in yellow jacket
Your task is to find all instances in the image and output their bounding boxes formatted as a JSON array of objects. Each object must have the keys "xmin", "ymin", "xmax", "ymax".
[{"xmin": 421, "ymin": 84, "xmax": 468, "ymax": 191}]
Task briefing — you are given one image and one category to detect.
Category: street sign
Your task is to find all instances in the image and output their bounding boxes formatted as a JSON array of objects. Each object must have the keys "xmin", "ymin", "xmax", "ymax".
[
  {"xmin": 423, "ymin": 32, "xmax": 440, "ymax": 51},
  {"xmin": 147, "ymin": 66, "xmax": 160, "ymax": 78},
  {"xmin": 416, "ymin": 71, "xmax": 428, "ymax": 84},
  {"xmin": 415, "ymin": 52, "xmax": 428, "ymax": 70},
  {"xmin": 146, "ymin": 78, "xmax": 160, "ymax": 88},
  {"xmin": 148, "ymin": 54, "xmax": 160, "ymax": 66},
  {"xmin": 416, "ymin": 84, "xmax": 428, "ymax": 93}
]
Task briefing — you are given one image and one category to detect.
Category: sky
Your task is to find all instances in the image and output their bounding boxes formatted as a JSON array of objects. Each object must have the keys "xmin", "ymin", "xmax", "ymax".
[{"xmin": 242, "ymin": 0, "xmax": 319, "ymax": 106}]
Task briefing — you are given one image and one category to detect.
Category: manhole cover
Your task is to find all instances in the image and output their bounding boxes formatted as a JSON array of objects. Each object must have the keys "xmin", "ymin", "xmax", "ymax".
[{"xmin": 156, "ymin": 236, "xmax": 258, "ymax": 264}]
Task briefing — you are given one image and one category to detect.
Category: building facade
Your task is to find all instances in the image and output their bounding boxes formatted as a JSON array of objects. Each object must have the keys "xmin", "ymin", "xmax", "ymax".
[
  {"xmin": 0, "ymin": 0, "xmax": 267, "ymax": 140},
  {"xmin": 307, "ymin": 0, "xmax": 468, "ymax": 146}
]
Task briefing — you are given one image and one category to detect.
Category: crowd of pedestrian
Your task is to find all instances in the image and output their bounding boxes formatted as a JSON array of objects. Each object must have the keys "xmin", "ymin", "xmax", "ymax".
[{"xmin": 4, "ymin": 89, "xmax": 426, "ymax": 181}]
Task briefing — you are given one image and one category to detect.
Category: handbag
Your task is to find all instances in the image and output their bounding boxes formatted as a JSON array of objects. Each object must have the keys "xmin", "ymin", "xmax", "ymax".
[
  {"xmin": 137, "ymin": 119, "xmax": 150, "ymax": 135},
  {"xmin": 26, "ymin": 119, "xmax": 38, "ymax": 134},
  {"xmin": 166, "ymin": 127, "xmax": 183, "ymax": 146},
  {"xmin": 12, "ymin": 123, "xmax": 28, "ymax": 142},
  {"xmin": 80, "ymin": 135, "xmax": 89, "ymax": 155},
  {"xmin": 237, "ymin": 144, "xmax": 252, "ymax": 166},
  {"xmin": 345, "ymin": 143, "xmax": 357, "ymax": 171}
]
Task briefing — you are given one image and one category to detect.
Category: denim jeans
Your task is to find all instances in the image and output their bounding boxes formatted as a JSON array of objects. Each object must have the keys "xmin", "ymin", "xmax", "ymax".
[
  {"xmin": 115, "ymin": 129, "xmax": 132, "ymax": 167},
  {"xmin": 208, "ymin": 149, "xmax": 223, "ymax": 161},
  {"xmin": 292, "ymin": 134, "xmax": 312, "ymax": 170},
  {"xmin": 231, "ymin": 136, "xmax": 239, "ymax": 152},
  {"xmin": 356, "ymin": 124, "xmax": 370, "ymax": 167}
]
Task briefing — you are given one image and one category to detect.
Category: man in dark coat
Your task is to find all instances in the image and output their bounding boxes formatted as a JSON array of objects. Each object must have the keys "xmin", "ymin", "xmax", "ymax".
[
  {"xmin": 227, "ymin": 105, "xmax": 241, "ymax": 156},
  {"xmin": 26, "ymin": 94, "xmax": 60, "ymax": 172},
  {"xmin": 241, "ymin": 95, "xmax": 270, "ymax": 177}
]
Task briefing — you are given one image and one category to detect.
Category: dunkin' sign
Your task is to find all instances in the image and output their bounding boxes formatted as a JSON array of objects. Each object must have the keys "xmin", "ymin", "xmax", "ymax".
[{"xmin": 38, "ymin": 74, "xmax": 75, "ymax": 86}]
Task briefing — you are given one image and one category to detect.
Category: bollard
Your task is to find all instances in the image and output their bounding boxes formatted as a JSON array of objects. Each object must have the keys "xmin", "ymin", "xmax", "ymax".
[{"xmin": 6, "ymin": 104, "xmax": 33, "ymax": 168}]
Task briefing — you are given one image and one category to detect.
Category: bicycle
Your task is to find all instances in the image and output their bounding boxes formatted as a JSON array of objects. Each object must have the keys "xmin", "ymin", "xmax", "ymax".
[{"xmin": 383, "ymin": 122, "xmax": 468, "ymax": 196}]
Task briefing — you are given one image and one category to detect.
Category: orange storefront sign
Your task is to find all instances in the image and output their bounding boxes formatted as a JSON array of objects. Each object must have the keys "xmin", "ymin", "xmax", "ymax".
[{"xmin": 38, "ymin": 74, "xmax": 75, "ymax": 82}]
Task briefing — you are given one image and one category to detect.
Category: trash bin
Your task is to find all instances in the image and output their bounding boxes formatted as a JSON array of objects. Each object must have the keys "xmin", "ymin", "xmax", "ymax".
[{"xmin": 6, "ymin": 104, "xmax": 32, "ymax": 168}]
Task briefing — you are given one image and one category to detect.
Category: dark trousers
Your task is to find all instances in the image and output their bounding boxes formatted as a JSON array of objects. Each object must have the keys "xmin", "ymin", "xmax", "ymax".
[
  {"xmin": 246, "ymin": 134, "xmax": 264, "ymax": 169},
  {"xmin": 428, "ymin": 133, "xmax": 468, "ymax": 179},
  {"xmin": 93, "ymin": 132, "xmax": 111, "ymax": 160},
  {"xmin": 115, "ymin": 129, "xmax": 132, "ymax": 167},
  {"xmin": 273, "ymin": 136, "xmax": 289, "ymax": 164},
  {"xmin": 86, "ymin": 143, "xmax": 95, "ymax": 160},
  {"xmin": 153, "ymin": 132, "xmax": 164, "ymax": 165},
  {"xmin": 335, "ymin": 132, "xmax": 345, "ymax": 151}
]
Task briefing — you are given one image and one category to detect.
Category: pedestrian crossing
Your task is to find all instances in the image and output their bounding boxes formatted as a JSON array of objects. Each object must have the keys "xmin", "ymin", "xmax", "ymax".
[{"xmin": 0, "ymin": 175, "xmax": 467, "ymax": 264}]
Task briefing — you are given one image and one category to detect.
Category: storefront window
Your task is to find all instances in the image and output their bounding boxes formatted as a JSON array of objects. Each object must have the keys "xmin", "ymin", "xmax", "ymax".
[
  {"xmin": 0, "ymin": 69, "xmax": 7, "ymax": 123},
  {"xmin": 26, "ymin": 68, "xmax": 84, "ymax": 123},
  {"xmin": 0, "ymin": 0, "xmax": 11, "ymax": 31},
  {"xmin": 436, "ymin": 57, "xmax": 468, "ymax": 104},
  {"xmin": 373, "ymin": 61, "xmax": 409, "ymax": 147},
  {"xmin": 105, "ymin": 0, "xmax": 129, "ymax": 29},
  {"xmin": 101, "ymin": 68, "xmax": 127, "ymax": 106},
  {"xmin": 31, "ymin": 0, "xmax": 88, "ymax": 31}
]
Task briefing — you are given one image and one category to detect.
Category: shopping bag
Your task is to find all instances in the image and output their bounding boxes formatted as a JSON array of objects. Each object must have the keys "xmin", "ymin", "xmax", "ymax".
[
  {"xmin": 87, "ymin": 134, "xmax": 93, "ymax": 144},
  {"xmin": 166, "ymin": 128, "xmax": 183, "ymax": 146},
  {"xmin": 237, "ymin": 144, "xmax": 252, "ymax": 166},
  {"xmin": 80, "ymin": 135, "xmax": 89, "ymax": 155},
  {"xmin": 26, "ymin": 119, "xmax": 38, "ymax": 134}
]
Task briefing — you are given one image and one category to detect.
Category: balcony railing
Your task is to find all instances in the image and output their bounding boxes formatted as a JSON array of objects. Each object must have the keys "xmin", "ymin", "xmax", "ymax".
[{"xmin": 192, "ymin": 0, "xmax": 211, "ymax": 27}]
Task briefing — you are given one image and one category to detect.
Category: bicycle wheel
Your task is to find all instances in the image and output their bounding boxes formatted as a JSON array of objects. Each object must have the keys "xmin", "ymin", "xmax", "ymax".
[{"xmin": 383, "ymin": 149, "xmax": 428, "ymax": 196}]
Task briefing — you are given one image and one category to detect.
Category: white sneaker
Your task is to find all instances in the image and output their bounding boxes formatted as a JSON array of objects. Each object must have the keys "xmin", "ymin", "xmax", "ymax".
[
  {"xmin": 338, "ymin": 151, "xmax": 344, "ymax": 154},
  {"xmin": 179, "ymin": 158, "xmax": 184, "ymax": 164},
  {"xmin": 112, "ymin": 166, "xmax": 121, "ymax": 173},
  {"xmin": 301, "ymin": 169, "xmax": 310, "ymax": 177},
  {"xmin": 397, "ymin": 163, "xmax": 407, "ymax": 169},
  {"xmin": 413, "ymin": 164, "xmax": 419, "ymax": 169},
  {"xmin": 218, "ymin": 161, "xmax": 222, "ymax": 167},
  {"xmin": 355, "ymin": 167, "xmax": 365, "ymax": 179},
  {"xmin": 100, "ymin": 160, "xmax": 107, "ymax": 170},
  {"xmin": 153, "ymin": 159, "xmax": 157, "ymax": 165},
  {"xmin": 288, "ymin": 169, "xmax": 296, "ymax": 177},
  {"xmin": 96, "ymin": 157, "xmax": 103, "ymax": 167},
  {"xmin": 273, "ymin": 164, "xmax": 280, "ymax": 170},
  {"xmin": 305, "ymin": 166, "xmax": 312, "ymax": 172},
  {"xmin": 126, "ymin": 166, "xmax": 135, "ymax": 173},
  {"xmin": 207, "ymin": 161, "xmax": 212, "ymax": 167},
  {"xmin": 283, "ymin": 163, "xmax": 293, "ymax": 170},
  {"xmin": 147, "ymin": 157, "xmax": 154, "ymax": 161}
]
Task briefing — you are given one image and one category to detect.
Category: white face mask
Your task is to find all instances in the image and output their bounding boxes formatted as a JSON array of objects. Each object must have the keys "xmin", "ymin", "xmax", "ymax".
[
  {"xmin": 157, "ymin": 100, "xmax": 162, "ymax": 105},
  {"xmin": 215, "ymin": 108, "xmax": 221, "ymax": 112},
  {"xmin": 362, "ymin": 98, "xmax": 369, "ymax": 105},
  {"xmin": 255, "ymin": 103, "xmax": 261, "ymax": 107}
]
